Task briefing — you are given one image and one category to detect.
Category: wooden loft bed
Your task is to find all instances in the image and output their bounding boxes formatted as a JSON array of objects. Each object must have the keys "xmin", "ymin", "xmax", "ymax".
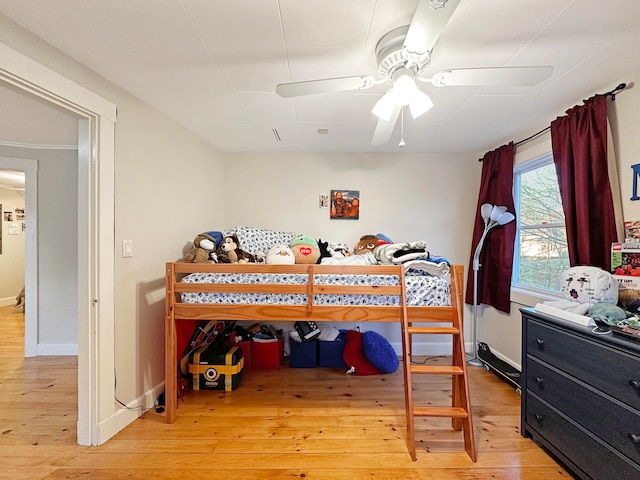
[{"xmin": 164, "ymin": 261, "xmax": 476, "ymax": 461}]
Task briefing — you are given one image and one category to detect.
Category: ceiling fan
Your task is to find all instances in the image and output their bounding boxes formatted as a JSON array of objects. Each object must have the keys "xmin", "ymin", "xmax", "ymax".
[{"xmin": 276, "ymin": 0, "xmax": 553, "ymax": 146}]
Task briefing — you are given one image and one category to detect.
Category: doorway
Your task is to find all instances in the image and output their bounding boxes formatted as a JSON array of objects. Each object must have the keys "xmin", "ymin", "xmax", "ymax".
[{"xmin": 1, "ymin": 42, "xmax": 116, "ymax": 446}]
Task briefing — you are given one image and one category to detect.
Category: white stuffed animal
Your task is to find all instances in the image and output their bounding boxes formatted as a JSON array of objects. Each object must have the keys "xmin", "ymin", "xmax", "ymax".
[{"xmin": 265, "ymin": 244, "xmax": 295, "ymax": 264}]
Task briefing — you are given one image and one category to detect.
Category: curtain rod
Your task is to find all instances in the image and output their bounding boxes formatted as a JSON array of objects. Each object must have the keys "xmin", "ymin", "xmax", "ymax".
[{"xmin": 506, "ymin": 82, "xmax": 628, "ymax": 150}]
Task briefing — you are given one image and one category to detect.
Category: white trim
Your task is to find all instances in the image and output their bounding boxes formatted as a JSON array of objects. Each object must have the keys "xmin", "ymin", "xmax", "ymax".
[
  {"xmin": 391, "ymin": 341, "xmax": 454, "ymax": 356},
  {"xmin": 0, "ymin": 43, "xmax": 116, "ymax": 122},
  {"xmin": 0, "ymin": 140, "xmax": 77, "ymax": 150},
  {"xmin": 1, "ymin": 42, "xmax": 116, "ymax": 446},
  {"xmin": 37, "ymin": 343, "xmax": 78, "ymax": 356},
  {"xmin": 99, "ymin": 382, "xmax": 165, "ymax": 441}
]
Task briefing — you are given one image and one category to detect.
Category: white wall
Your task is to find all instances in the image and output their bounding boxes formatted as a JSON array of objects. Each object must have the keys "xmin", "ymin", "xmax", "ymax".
[
  {"xmin": 481, "ymin": 69, "xmax": 640, "ymax": 369},
  {"xmin": 224, "ymin": 152, "xmax": 482, "ymax": 353}
]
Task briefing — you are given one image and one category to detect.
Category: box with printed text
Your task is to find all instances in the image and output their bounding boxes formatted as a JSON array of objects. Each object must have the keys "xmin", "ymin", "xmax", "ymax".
[
  {"xmin": 611, "ymin": 242, "xmax": 640, "ymax": 276},
  {"xmin": 613, "ymin": 274, "xmax": 640, "ymax": 314}
]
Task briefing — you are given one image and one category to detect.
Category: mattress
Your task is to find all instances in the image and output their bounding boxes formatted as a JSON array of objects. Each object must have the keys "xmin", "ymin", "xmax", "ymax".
[{"xmin": 179, "ymin": 271, "xmax": 450, "ymax": 307}]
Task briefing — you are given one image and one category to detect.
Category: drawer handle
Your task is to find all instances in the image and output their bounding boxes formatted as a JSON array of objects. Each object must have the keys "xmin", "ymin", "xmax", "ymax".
[
  {"xmin": 630, "ymin": 380, "xmax": 640, "ymax": 392},
  {"xmin": 536, "ymin": 377, "xmax": 544, "ymax": 387},
  {"xmin": 534, "ymin": 414, "xmax": 543, "ymax": 423},
  {"xmin": 536, "ymin": 339, "xmax": 544, "ymax": 349},
  {"xmin": 628, "ymin": 433, "xmax": 640, "ymax": 445}
]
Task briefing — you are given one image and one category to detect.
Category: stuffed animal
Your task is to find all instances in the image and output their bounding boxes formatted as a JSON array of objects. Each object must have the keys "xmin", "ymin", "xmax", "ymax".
[
  {"xmin": 216, "ymin": 234, "xmax": 257, "ymax": 264},
  {"xmin": 289, "ymin": 234, "xmax": 320, "ymax": 264},
  {"xmin": 354, "ymin": 234, "xmax": 383, "ymax": 255},
  {"xmin": 316, "ymin": 239, "xmax": 332, "ymax": 264},
  {"xmin": 183, "ymin": 233, "xmax": 217, "ymax": 263},
  {"xmin": 265, "ymin": 244, "xmax": 295, "ymax": 264}
]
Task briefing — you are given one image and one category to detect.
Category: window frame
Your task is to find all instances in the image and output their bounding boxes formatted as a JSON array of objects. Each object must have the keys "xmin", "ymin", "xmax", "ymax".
[{"xmin": 511, "ymin": 151, "xmax": 568, "ymax": 300}]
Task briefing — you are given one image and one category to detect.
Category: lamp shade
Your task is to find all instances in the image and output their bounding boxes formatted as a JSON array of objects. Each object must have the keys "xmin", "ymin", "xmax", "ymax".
[
  {"xmin": 480, "ymin": 203, "xmax": 493, "ymax": 221},
  {"xmin": 371, "ymin": 91, "xmax": 396, "ymax": 121},
  {"xmin": 372, "ymin": 72, "xmax": 433, "ymax": 121}
]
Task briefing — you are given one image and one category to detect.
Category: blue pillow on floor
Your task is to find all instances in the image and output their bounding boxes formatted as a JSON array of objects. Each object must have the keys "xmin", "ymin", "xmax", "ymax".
[{"xmin": 361, "ymin": 331, "xmax": 399, "ymax": 374}]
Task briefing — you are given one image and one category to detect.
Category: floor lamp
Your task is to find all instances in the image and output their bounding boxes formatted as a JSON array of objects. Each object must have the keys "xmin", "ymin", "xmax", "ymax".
[{"xmin": 468, "ymin": 203, "xmax": 515, "ymax": 367}]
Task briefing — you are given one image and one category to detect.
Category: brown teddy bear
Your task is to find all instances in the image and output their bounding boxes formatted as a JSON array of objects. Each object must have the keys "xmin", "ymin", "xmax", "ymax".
[
  {"xmin": 216, "ymin": 234, "xmax": 258, "ymax": 263},
  {"xmin": 354, "ymin": 234, "xmax": 382, "ymax": 255},
  {"xmin": 183, "ymin": 233, "xmax": 217, "ymax": 263}
]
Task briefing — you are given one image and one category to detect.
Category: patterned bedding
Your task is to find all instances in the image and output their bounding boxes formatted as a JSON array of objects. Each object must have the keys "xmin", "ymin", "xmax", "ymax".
[{"xmin": 180, "ymin": 271, "xmax": 450, "ymax": 307}]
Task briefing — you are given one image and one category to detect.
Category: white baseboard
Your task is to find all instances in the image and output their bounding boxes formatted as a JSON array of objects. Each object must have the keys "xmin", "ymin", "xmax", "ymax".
[
  {"xmin": 391, "ymin": 341, "xmax": 472, "ymax": 357},
  {"xmin": 97, "ymin": 382, "xmax": 165, "ymax": 446},
  {"xmin": 482, "ymin": 345, "xmax": 521, "ymax": 371},
  {"xmin": 37, "ymin": 343, "xmax": 78, "ymax": 356},
  {"xmin": 0, "ymin": 297, "xmax": 16, "ymax": 307}
]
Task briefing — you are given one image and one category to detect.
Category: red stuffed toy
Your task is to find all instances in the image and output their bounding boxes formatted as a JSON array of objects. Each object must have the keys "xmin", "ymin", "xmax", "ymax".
[{"xmin": 342, "ymin": 330, "xmax": 380, "ymax": 375}]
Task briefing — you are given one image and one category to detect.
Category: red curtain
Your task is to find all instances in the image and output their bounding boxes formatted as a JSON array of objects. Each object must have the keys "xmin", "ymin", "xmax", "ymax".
[
  {"xmin": 550, "ymin": 95, "xmax": 617, "ymax": 271},
  {"xmin": 465, "ymin": 143, "xmax": 516, "ymax": 313}
]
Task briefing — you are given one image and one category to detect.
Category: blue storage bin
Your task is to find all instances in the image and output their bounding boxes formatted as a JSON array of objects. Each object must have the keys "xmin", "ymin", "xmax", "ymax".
[
  {"xmin": 318, "ymin": 331, "xmax": 347, "ymax": 368},
  {"xmin": 289, "ymin": 339, "xmax": 318, "ymax": 368}
]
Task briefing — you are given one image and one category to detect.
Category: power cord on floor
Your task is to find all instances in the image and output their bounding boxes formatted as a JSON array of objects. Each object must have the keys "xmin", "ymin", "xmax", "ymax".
[
  {"xmin": 114, "ymin": 368, "xmax": 157, "ymax": 413},
  {"xmin": 409, "ymin": 354, "xmax": 447, "ymax": 364}
]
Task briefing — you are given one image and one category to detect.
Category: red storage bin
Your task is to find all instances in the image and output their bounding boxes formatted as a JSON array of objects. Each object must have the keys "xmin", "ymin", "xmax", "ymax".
[
  {"xmin": 251, "ymin": 337, "xmax": 284, "ymax": 369},
  {"xmin": 237, "ymin": 341, "xmax": 252, "ymax": 371}
]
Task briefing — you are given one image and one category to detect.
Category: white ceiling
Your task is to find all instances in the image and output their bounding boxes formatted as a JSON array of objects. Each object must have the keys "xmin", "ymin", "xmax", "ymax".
[{"xmin": 1, "ymin": 0, "xmax": 640, "ymax": 154}]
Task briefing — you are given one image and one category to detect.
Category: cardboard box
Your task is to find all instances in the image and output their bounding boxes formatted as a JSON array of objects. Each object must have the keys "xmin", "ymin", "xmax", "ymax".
[
  {"xmin": 189, "ymin": 344, "xmax": 243, "ymax": 392},
  {"xmin": 611, "ymin": 242, "xmax": 640, "ymax": 275},
  {"xmin": 614, "ymin": 274, "xmax": 640, "ymax": 313},
  {"xmin": 289, "ymin": 339, "xmax": 318, "ymax": 368},
  {"xmin": 251, "ymin": 337, "xmax": 284, "ymax": 369},
  {"xmin": 625, "ymin": 220, "xmax": 640, "ymax": 242}
]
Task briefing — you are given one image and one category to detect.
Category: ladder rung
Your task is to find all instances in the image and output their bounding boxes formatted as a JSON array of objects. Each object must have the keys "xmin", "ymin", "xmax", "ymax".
[
  {"xmin": 410, "ymin": 365, "xmax": 463, "ymax": 375},
  {"xmin": 407, "ymin": 326, "xmax": 459, "ymax": 335},
  {"xmin": 413, "ymin": 406, "xmax": 469, "ymax": 418}
]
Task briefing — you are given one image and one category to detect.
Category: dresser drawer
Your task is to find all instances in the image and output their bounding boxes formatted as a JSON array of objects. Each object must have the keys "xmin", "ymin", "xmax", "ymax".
[
  {"xmin": 527, "ymin": 357, "xmax": 640, "ymax": 463},
  {"xmin": 526, "ymin": 318, "xmax": 640, "ymax": 409},
  {"xmin": 525, "ymin": 394, "xmax": 640, "ymax": 480}
]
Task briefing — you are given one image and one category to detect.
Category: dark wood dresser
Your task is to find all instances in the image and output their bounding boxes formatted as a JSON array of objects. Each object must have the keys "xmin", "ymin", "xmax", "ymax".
[{"xmin": 521, "ymin": 307, "xmax": 640, "ymax": 479}]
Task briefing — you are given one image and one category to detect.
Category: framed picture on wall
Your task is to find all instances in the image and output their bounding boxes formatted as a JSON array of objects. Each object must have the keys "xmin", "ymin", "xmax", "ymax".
[{"xmin": 330, "ymin": 189, "xmax": 359, "ymax": 219}]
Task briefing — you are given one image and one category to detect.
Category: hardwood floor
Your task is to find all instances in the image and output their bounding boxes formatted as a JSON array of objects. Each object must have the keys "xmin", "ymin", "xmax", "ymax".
[{"xmin": 0, "ymin": 305, "xmax": 570, "ymax": 479}]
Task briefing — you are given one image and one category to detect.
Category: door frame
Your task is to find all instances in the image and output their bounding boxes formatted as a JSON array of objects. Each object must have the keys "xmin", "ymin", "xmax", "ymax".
[{"xmin": 0, "ymin": 42, "xmax": 116, "ymax": 446}]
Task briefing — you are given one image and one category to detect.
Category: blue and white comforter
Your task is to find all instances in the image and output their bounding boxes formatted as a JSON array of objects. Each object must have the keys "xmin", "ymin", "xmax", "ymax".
[{"xmin": 180, "ymin": 271, "xmax": 450, "ymax": 307}]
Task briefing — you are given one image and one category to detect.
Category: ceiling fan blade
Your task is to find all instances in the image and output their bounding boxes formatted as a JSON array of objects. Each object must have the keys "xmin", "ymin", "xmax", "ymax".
[
  {"xmin": 371, "ymin": 105, "xmax": 401, "ymax": 146},
  {"xmin": 431, "ymin": 66, "xmax": 554, "ymax": 87},
  {"xmin": 403, "ymin": 0, "xmax": 461, "ymax": 60},
  {"xmin": 276, "ymin": 76, "xmax": 374, "ymax": 98}
]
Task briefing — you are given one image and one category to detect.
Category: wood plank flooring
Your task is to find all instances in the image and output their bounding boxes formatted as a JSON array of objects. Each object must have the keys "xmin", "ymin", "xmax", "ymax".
[{"xmin": 0, "ymin": 305, "xmax": 571, "ymax": 479}]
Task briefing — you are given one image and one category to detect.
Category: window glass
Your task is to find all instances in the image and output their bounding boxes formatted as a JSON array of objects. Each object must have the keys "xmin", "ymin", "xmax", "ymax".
[{"xmin": 513, "ymin": 153, "xmax": 570, "ymax": 292}]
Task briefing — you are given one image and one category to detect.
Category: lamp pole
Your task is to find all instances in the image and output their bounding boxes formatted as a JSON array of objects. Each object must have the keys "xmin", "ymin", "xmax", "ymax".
[
  {"xmin": 467, "ymin": 204, "xmax": 514, "ymax": 367},
  {"xmin": 468, "ymin": 224, "xmax": 490, "ymax": 367}
]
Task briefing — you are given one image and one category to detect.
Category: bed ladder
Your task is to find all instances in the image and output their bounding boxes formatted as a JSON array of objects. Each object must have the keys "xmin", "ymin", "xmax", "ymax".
[{"xmin": 400, "ymin": 264, "xmax": 476, "ymax": 462}]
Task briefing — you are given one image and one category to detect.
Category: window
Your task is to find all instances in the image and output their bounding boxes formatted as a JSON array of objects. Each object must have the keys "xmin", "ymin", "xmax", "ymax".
[{"xmin": 512, "ymin": 153, "xmax": 570, "ymax": 293}]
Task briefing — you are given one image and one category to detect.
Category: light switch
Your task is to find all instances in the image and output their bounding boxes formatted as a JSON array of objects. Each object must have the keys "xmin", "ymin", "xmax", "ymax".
[{"xmin": 122, "ymin": 240, "xmax": 133, "ymax": 258}]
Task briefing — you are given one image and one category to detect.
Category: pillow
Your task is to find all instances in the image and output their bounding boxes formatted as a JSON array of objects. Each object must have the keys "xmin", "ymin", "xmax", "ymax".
[
  {"xmin": 223, "ymin": 226, "xmax": 296, "ymax": 256},
  {"xmin": 362, "ymin": 331, "xmax": 399, "ymax": 374},
  {"xmin": 560, "ymin": 266, "xmax": 618, "ymax": 305},
  {"xmin": 342, "ymin": 330, "xmax": 380, "ymax": 376}
]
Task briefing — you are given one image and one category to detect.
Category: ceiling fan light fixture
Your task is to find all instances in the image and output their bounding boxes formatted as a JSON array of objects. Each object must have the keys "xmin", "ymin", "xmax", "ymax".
[
  {"xmin": 372, "ymin": 91, "xmax": 397, "ymax": 121},
  {"xmin": 390, "ymin": 72, "xmax": 417, "ymax": 105},
  {"xmin": 408, "ymin": 89, "xmax": 433, "ymax": 119}
]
